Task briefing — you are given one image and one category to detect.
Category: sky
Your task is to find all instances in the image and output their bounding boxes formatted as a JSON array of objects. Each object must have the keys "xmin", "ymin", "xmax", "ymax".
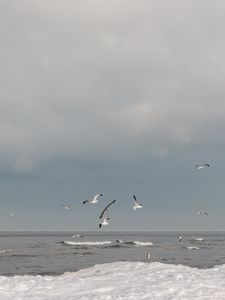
[{"xmin": 0, "ymin": 0, "xmax": 225, "ymax": 231}]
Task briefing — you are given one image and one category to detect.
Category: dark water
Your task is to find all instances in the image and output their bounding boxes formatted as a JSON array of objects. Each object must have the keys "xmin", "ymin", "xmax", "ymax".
[{"xmin": 0, "ymin": 231, "xmax": 224, "ymax": 276}]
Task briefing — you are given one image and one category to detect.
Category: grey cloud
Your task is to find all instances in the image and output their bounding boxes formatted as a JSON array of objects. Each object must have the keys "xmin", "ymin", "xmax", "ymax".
[{"xmin": 0, "ymin": 0, "xmax": 225, "ymax": 172}]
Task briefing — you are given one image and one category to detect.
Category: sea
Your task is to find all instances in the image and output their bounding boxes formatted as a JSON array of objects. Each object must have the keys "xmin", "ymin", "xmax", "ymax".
[{"xmin": 0, "ymin": 231, "xmax": 224, "ymax": 299}]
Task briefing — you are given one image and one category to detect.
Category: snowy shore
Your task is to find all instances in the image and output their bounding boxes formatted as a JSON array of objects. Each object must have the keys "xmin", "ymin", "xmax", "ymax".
[{"xmin": 0, "ymin": 261, "xmax": 224, "ymax": 299}]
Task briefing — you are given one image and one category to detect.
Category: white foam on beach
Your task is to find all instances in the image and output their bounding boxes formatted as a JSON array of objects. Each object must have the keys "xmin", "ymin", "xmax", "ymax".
[
  {"xmin": 1, "ymin": 261, "xmax": 224, "ymax": 300},
  {"xmin": 62, "ymin": 241, "xmax": 112, "ymax": 246}
]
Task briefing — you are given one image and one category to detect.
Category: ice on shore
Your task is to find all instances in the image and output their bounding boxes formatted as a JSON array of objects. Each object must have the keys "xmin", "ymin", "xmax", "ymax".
[{"xmin": 0, "ymin": 261, "xmax": 225, "ymax": 299}]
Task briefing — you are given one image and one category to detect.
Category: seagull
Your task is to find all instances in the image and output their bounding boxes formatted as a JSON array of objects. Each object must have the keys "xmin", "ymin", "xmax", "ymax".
[
  {"xmin": 133, "ymin": 195, "xmax": 143, "ymax": 210},
  {"xmin": 99, "ymin": 217, "xmax": 110, "ymax": 228},
  {"xmin": 177, "ymin": 236, "xmax": 183, "ymax": 242},
  {"xmin": 7, "ymin": 213, "xmax": 15, "ymax": 218},
  {"xmin": 198, "ymin": 210, "xmax": 208, "ymax": 216},
  {"xmin": 147, "ymin": 252, "xmax": 151, "ymax": 260},
  {"xmin": 99, "ymin": 200, "xmax": 116, "ymax": 219},
  {"xmin": 83, "ymin": 193, "xmax": 104, "ymax": 204},
  {"xmin": 72, "ymin": 234, "xmax": 85, "ymax": 238},
  {"xmin": 61, "ymin": 204, "xmax": 70, "ymax": 210},
  {"xmin": 195, "ymin": 163, "xmax": 210, "ymax": 170}
]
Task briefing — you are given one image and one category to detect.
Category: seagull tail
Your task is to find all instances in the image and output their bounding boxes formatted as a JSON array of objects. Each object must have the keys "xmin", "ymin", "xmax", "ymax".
[{"xmin": 83, "ymin": 200, "xmax": 89, "ymax": 204}]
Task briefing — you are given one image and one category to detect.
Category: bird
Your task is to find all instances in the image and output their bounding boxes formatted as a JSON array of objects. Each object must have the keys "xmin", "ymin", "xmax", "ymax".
[
  {"xmin": 72, "ymin": 234, "xmax": 85, "ymax": 238},
  {"xmin": 147, "ymin": 252, "xmax": 151, "ymax": 260},
  {"xmin": 83, "ymin": 193, "xmax": 104, "ymax": 204},
  {"xmin": 99, "ymin": 200, "xmax": 116, "ymax": 219},
  {"xmin": 61, "ymin": 204, "xmax": 70, "ymax": 210},
  {"xmin": 99, "ymin": 218, "xmax": 110, "ymax": 228},
  {"xmin": 198, "ymin": 210, "xmax": 208, "ymax": 216},
  {"xmin": 7, "ymin": 213, "xmax": 15, "ymax": 218},
  {"xmin": 195, "ymin": 163, "xmax": 210, "ymax": 170},
  {"xmin": 177, "ymin": 236, "xmax": 183, "ymax": 242},
  {"xmin": 133, "ymin": 195, "xmax": 143, "ymax": 210}
]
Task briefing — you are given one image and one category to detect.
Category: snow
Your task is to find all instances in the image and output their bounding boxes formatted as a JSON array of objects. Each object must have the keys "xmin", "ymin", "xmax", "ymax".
[{"xmin": 0, "ymin": 261, "xmax": 225, "ymax": 299}]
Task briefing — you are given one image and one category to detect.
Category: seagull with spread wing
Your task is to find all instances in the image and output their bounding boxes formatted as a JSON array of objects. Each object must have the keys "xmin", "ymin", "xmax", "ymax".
[
  {"xmin": 83, "ymin": 193, "xmax": 104, "ymax": 204},
  {"xmin": 99, "ymin": 200, "xmax": 116, "ymax": 219},
  {"xmin": 198, "ymin": 210, "xmax": 208, "ymax": 216},
  {"xmin": 133, "ymin": 195, "xmax": 143, "ymax": 210},
  {"xmin": 195, "ymin": 163, "xmax": 210, "ymax": 170}
]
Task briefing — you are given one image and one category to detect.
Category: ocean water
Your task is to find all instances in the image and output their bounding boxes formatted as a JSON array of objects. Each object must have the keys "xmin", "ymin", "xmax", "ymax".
[
  {"xmin": 0, "ymin": 231, "xmax": 224, "ymax": 276},
  {"xmin": 0, "ymin": 231, "xmax": 225, "ymax": 299}
]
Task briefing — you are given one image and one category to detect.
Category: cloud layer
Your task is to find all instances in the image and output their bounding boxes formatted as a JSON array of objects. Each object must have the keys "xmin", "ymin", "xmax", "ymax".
[{"xmin": 1, "ymin": 0, "xmax": 225, "ymax": 173}]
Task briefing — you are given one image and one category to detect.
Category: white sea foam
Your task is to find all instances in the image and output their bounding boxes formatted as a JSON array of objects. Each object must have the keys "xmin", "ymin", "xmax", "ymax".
[
  {"xmin": 0, "ymin": 250, "xmax": 12, "ymax": 254},
  {"xmin": 133, "ymin": 241, "xmax": 154, "ymax": 246},
  {"xmin": 192, "ymin": 238, "xmax": 205, "ymax": 241},
  {"xmin": 187, "ymin": 246, "xmax": 200, "ymax": 250},
  {"xmin": 62, "ymin": 241, "xmax": 112, "ymax": 246},
  {"xmin": 0, "ymin": 262, "xmax": 225, "ymax": 299}
]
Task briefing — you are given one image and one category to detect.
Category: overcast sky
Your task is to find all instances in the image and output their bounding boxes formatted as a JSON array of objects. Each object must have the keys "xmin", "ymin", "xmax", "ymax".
[{"xmin": 0, "ymin": 0, "xmax": 225, "ymax": 231}]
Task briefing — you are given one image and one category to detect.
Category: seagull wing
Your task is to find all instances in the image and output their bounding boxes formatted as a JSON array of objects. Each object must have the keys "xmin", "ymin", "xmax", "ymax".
[
  {"xmin": 133, "ymin": 195, "xmax": 141, "ymax": 205},
  {"xmin": 99, "ymin": 200, "xmax": 116, "ymax": 219}
]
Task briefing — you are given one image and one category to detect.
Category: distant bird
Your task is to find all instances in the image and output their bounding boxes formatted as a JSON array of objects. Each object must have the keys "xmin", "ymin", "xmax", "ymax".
[
  {"xmin": 7, "ymin": 213, "xmax": 15, "ymax": 218},
  {"xmin": 72, "ymin": 234, "xmax": 85, "ymax": 238},
  {"xmin": 195, "ymin": 163, "xmax": 210, "ymax": 170},
  {"xmin": 99, "ymin": 200, "xmax": 116, "ymax": 219},
  {"xmin": 99, "ymin": 217, "xmax": 110, "ymax": 228},
  {"xmin": 198, "ymin": 210, "xmax": 208, "ymax": 216},
  {"xmin": 133, "ymin": 195, "xmax": 143, "ymax": 210},
  {"xmin": 147, "ymin": 252, "xmax": 151, "ymax": 260},
  {"xmin": 83, "ymin": 193, "xmax": 104, "ymax": 205},
  {"xmin": 177, "ymin": 236, "xmax": 183, "ymax": 242},
  {"xmin": 62, "ymin": 204, "xmax": 70, "ymax": 210}
]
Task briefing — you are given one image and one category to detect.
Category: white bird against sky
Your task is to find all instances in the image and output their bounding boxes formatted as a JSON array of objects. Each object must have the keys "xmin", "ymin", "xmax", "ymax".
[
  {"xmin": 61, "ymin": 204, "xmax": 70, "ymax": 210},
  {"xmin": 133, "ymin": 195, "xmax": 143, "ymax": 210},
  {"xmin": 83, "ymin": 193, "xmax": 104, "ymax": 205},
  {"xmin": 7, "ymin": 213, "xmax": 15, "ymax": 218},
  {"xmin": 99, "ymin": 218, "xmax": 110, "ymax": 228},
  {"xmin": 198, "ymin": 211, "xmax": 208, "ymax": 216},
  {"xmin": 195, "ymin": 163, "xmax": 210, "ymax": 170}
]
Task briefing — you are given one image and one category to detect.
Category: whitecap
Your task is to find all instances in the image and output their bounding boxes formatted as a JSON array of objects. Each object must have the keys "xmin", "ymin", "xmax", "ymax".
[
  {"xmin": 133, "ymin": 241, "xmax": 154, "ymax": 246},
  {"xmin": 61, "ymin": 241, "xmax": 112, "ymax": 246}
]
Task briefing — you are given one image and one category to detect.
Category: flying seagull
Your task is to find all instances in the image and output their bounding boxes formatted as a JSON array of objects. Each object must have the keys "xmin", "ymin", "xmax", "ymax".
[
  {"xmin": 177, "ymin": 236, "xmax": 183, "ymax": 242},
  {"xmin": 195, "ymin": 163, "xmax": 210, "ymax": 170},
  {"xmin": 83, "ymin": 193, "xmax": 104, "ymax": 204},
  {"xmin": 99, "ymin": 200, "xmax": 116, "ymax": 219},
  {"xmin": 62, "ymin": 204, "xmax": 70, "ymax": 210},
  {"xmin": 133, "ymin": 195, "xmax": 143, "ymax": 210},
  {"xmin": 99, "ymin": 218, "xmax": 110, "ymax": 228},
  {"xmin": 198, "ymin": 210, "xmax": 208, "ymax": 216},
  {"xmin": 72, "ymin": 234, "xmax": 85, "ymax": 238},
  {"xmin": 7, "ymin": 213, "xmax": 15, "ymax": 218}
]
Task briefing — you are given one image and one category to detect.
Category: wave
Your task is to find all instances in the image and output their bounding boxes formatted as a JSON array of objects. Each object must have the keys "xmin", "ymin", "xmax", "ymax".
[
  {"xmin": 0, "ymin": 262, "xmax": 225, "ymax": 299},
  {"xmin": 61, "ymin": 241, "xmax": 112, "ymax": 246},
  {"xmin": 0, "ymin": 249, "xmax": 12, "ymax": 254},
  {"xmin": 133, "ymin": 241, "xmax": 154, "ymax": 246},
  {"xmin": 186, "ymin": 246, "xmax": 200, "ymax": 250},
  {"xmin": 192, "ymin": 238, "xmax": 205, "ymax": 241}
]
